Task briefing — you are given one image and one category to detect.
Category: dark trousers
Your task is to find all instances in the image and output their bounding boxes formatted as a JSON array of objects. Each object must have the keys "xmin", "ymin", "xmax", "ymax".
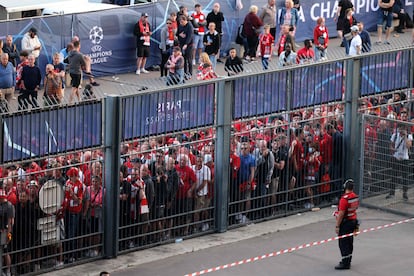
[
  {"xmin": 389, "ymin": 158, "xmax": 410, "ymax": 195},
  {"xmin": 160, "ymin": 48, "xmax": 172, "ymax": 77},
  {"xmin": 18, "ymin": 89, "xmax": 38, "ymax": 110},
  {"xmin": 182, "ymin": 45, "xmax": 193, "ymax": 77},
  {"xmin": 338, "ymin": 219, "xmax": 357, "ymax": 266},
  {"xmin": 246, "ymin": 35, "xmax": 259, "ymax": 58}
]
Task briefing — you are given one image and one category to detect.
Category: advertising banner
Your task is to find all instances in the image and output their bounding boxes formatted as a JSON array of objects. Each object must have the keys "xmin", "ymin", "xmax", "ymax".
[
  {"xmin": 2, "ymin": 103, "xmax": 102, "ymax": 162},
  {"xmin": 122, "ymin": 84, "xmax": 215, "ymax": 139}
]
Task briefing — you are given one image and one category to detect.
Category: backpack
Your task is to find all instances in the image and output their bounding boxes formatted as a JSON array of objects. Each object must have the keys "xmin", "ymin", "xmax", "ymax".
[{"xmin": 236, "ymin": 23, "xmax": 245, "ymax": 45}]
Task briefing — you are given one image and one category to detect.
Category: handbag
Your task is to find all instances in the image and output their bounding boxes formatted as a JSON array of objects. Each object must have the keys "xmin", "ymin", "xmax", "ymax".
[{"xmin": 344, "ymin": 32, "xmax": 352, "ymax": 41}]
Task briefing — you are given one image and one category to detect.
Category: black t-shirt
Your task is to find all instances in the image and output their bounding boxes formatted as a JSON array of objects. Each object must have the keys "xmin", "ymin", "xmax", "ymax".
[{"xmin": 338, "ymin": 0, "xmax": 354, "ymax": 19}]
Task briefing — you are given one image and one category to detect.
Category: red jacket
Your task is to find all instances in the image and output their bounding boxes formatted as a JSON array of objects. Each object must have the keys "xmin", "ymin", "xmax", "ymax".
[
  {"xmin": 63, "ymin": 179, "xmax": 83, "ymax": 214},
  {"xmin": 243, "ymin": 12, "xmax": 263, "ymax": 37}
]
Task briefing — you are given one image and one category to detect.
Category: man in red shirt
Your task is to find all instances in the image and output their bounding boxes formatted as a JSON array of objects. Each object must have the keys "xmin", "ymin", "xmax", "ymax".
[
  {"xmin": 335, "ymin": 179, "xmax": 359, "ymax": 270},
  {"xmin": 62, "ymin": 167, "xmax": 83, "ymax": 262},
  {"xmin": 296, "ymin": 39, "xmax": 315, "ymax": 64},
  {"xmin": 175, "ymin": 154, "xmax": 197, "ymax": 235}
]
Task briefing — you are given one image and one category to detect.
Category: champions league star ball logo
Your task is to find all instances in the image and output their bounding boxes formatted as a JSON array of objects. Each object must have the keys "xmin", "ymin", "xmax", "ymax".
[{"xmin": 89, "ymin": 26, "xmax": 104, "ymax": 44}]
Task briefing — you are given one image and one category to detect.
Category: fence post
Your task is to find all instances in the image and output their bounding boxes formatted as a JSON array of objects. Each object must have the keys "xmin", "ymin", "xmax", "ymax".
[
  {"xmin": 103, "ymin": 95, "xmax": 121, "ymax": 258},
  {"xmin": 214, "ymin": 79, "xmax": 232, "ymax": 233},
  {"xmin": 343, "ymin": 58, "xmax": 362, "ymax": 193}
]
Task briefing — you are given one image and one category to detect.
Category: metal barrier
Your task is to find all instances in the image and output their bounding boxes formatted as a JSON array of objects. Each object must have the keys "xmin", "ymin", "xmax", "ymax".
[
  {"xmin": 359, "ymin": 95, "xmax": 414, "ymax": 217},
  {"xmin": 0, "ymin": 48, "xmax": 413, "ymax": 275}
]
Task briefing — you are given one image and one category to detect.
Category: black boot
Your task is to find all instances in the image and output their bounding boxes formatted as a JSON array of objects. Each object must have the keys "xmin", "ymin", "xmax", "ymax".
[{"xmin": 335, "ymin": 262, "xmax": 350, "ymax": 270}]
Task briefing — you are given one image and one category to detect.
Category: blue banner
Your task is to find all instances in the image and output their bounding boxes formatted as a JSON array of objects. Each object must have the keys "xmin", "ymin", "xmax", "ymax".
[
  {"xmin": 233, "ymin": 71, "xmax": 288, "ymax": 119},
  {"xmin": 122, "ymin": 84, "xmax": 215, "ymax": 140},
  {"xmin": 291, "ymin": 62, "xmax": 344, "ymax": 108},
  {"xmin": 2, "ymin": 103, "xmax": 102, "ymax": 162},
  {"xmin": 360, "ymin": 50, "xmax": 411, "ymax": 96}
]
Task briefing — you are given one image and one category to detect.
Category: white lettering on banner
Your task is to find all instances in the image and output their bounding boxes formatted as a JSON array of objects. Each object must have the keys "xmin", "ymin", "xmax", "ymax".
[
  {"xmin": 145, "ymin": 111, "xmax": 191, "ymax": 125},
  {"xmin": 157, "ymin": 100, "xmax": 182, "ymax": 112},
  {"xmin": 309, "ymin": 0, "xmax": 379, "ymax": 21},
  {"xmin": 87, "ymin": 26, "xmax": 113, "ymax": 65}
]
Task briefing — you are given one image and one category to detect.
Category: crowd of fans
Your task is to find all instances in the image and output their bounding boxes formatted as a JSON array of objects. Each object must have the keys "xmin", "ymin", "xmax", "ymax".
[
  {"xmin": 1, "ymin": 2, "xmax": 414, "ymax": 275},
  {"xmin": 0, "ymin": 88, "xmax": 412, "ymax": 274}
]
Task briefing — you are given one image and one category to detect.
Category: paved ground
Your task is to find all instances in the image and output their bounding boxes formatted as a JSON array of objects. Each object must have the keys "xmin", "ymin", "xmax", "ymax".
[
  {"xmin": 4, "ymin": 29, "xmax": 414, "ymax": 112},
  {"xmin": 44, "ymin": 206, "xmax": 414, "ymax": 276}
]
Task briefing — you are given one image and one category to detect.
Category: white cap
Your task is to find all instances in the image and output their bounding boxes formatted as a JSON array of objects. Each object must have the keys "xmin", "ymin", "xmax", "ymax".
[{"xmin": 350, "ymin": 25, "xmax": 359, "ymax": 32}]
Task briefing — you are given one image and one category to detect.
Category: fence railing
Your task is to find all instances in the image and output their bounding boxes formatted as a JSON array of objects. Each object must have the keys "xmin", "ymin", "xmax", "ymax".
[{"xmin": 0, "ymin": 48, "xmax": 413, "ymax": 275}]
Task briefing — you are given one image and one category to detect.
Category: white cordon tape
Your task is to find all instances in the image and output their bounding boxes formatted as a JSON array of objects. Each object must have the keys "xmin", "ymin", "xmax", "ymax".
[{"xmin": 184, "ymin": 218, "xmax": 414, "ymax": 276}]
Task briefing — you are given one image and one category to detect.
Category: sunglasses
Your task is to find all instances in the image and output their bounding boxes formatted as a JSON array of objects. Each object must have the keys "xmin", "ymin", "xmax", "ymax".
[{"xmin": 166, "ymin": 22, "xmax": 172, "ymax": 24}]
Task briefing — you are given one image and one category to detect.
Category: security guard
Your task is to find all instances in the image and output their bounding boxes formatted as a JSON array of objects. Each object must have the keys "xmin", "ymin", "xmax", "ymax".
[{"xmin": 335, "ymin": 179, "xmax": 359, "ymax": 270}]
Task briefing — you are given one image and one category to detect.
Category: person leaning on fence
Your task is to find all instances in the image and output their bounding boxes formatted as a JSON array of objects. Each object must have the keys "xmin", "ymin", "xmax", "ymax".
[
  {"xmin": 196, "ymin": 52, "xmax": 217, "ymax": 80},
  {"xmin": 296, "ymin": 39, "xmax": 315, "ymax": 64},
  {"xmin": 43, "ymin": 64, "xmax": 63, "ymax": 106},
  {"xmin": 278, "ymin": 42, "xmax": 297, "ymax": 67},
  {"xmin": 224, "ymin": 48, "xmax": 243, "ymax": 76}
]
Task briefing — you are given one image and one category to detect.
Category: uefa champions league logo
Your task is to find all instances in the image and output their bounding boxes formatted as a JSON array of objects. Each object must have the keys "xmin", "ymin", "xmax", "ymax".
[{"xmin": 89, "ymin": 26, "xmax": 104, "ymax": 44}]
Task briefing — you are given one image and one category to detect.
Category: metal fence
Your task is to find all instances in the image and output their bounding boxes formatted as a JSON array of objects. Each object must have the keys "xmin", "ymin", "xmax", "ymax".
[
  {"xmin": 0, "ymin": 48, "xmax": 413, "ymax": 275},
  {"xmin": 359, "ymin": 95, "xmax": 414, "ymax": 217}
]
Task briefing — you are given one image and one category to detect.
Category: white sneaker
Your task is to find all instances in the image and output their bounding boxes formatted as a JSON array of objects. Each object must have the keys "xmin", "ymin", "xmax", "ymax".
[
  {"xmin": 192, "ymin": 59, "xmax": 196, "ymax": 65},
  {"xmin": 136, "ymin": 69, "xmax": 140, "ymax": 75},
  {"xmin": 201, "ymin": 223, "xmax": 210, "ymax": 231},
  {"xmin": 141, "ymin": 69, "xmax": 149, "ymax": 74},
  {"xmin": 235, "ymin": 214, "xmax": 242, "ymax": 221},
  {"xmin": 55, "ymin": 261, "xmax": 64, "ymax": 267},
  {"xmin": 88, "ymin": 249, "xmax": 99, "ymax": 257}
]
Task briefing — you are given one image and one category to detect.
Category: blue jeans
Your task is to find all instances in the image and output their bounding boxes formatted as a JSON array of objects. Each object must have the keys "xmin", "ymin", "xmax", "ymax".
[
  {"xmin": 343, "ymin": 37, "xmax": 350, "ymax": 55},
  {"xmin": 209, "ymin": 55, "xmax": 217, "ymax": 70},
  {"xmin": 262, "ymin": 57, "xmax": 269, "ymax": 70}
]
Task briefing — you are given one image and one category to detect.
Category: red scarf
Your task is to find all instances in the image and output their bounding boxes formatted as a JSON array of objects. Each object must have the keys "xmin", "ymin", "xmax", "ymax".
[
  {"xmin": 167, "ymin": 26, "xmax": 175, "ymax": 45},
  {"xmin": 139, "ymin": 18, "xmax": 150, "ymax": 46}
]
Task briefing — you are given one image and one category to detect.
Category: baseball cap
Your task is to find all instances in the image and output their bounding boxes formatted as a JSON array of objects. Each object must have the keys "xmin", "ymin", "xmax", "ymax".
[
  {"xmin": 142, "ymin": 12, "xmax": 149, "ymax": 17},
  {"xmin": 350, "ymin": 25, "xmax": 359, "ymax": 32}
]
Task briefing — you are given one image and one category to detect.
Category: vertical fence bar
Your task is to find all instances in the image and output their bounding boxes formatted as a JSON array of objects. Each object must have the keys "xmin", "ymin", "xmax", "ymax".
[
  {"xmin": 215, "ymin": 79, "xmax": 232, "ymax": 232},
  {"xmin": 344, "ymin": 58, "xmax": 362, "ymax": 192},
  {"xmin": 104, "ymin": 96, "xmax": 121, "ymax": 258}
]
